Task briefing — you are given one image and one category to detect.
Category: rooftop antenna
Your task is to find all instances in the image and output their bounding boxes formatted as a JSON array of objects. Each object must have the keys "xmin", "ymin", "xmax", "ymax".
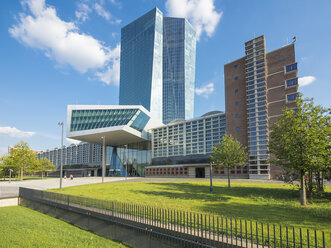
[
  {"xmin": 292, "ymin": 36, "xmax": 296, "ymax": 43},
  {"xmin": 286, "ymin": 37, "xmax": 289, "ymax": 45}
]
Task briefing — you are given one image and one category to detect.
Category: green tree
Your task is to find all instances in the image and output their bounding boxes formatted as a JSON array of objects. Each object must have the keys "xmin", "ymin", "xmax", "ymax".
[
  {"xmin": 269, "ymin": 94, "xmax": 331, "ymax": 205},
  {"xmin": 210, "ymin": 134, "xmax": 247, "ymax": 188},
  {"xmin": 37, "ymin": 158, "xmax": 55, "ymax": 179},
  {"xmin": 0, "ymin": 155, "xmax": 18, "ymax": 180},
  {"xmin": 6, "ymin": 141, "xmax": 39, "ymax": 181}
]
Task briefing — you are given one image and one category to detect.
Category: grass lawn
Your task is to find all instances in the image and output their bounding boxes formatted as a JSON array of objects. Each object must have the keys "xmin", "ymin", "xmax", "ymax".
[
  {"xmin": 49, "ymin": 181, "xmax": 331, "ymax": 234},
  {"xmin": 0, "ymin": 206, "xmax": 128, "ymax": 248}
]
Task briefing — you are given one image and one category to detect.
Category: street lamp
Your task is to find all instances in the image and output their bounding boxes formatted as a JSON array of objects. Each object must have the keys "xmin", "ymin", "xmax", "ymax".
[
  {"xmin": 9, "ymin": 169, "xmax": 13, "ymax": 183},
  {"xmin": 101, "ymin": 136, "xmax": 106, "ymax": 183},
  {"xmin": 210, "ymin": 162, "xmax": 214, "ymax": 192},
  {"xmin": 124, "ymin": 144, "xmax": 128, "ymax": 180},
  {"xmin": 58, "ymin": 122, "xmax": 64, "ymax": 189}
]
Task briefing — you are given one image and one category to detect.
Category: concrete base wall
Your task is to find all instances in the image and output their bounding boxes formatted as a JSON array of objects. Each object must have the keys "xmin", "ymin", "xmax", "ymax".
[
  {"xmin": 19, "ymin": 198, "xmax": 189, "ymax": 248},
  {"xmin": 249, "ymin": 174, "xmax": 270, "ymax": 180},
  {"xmin": 0, "ymin": 197, "xmax": 18, "ymax": 207}
]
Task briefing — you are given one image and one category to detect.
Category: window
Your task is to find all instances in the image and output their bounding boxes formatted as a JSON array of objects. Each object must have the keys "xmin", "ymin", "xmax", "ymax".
[
  {"xmin": 235, "ymin": 76, "xmax": 238, "ymax": 80},
  {"xmin": 235, "ymin": 89, "xmax": 238, "ymax": 93},
  {"xmin": 235, "ymin": 114, "xmax": 239, "ymax": 118},
  {"xmin": 235, "ymin": 101, "xmax": 239, "ymax": 105},
  {"xmin": 287, "ymin": 93, "xmax": 297, "ymax": 102},
  {"xmin": 236, "ymin": 127, "xmax": 240, "ymax": 131},
  {"xmin": 234, "ymin": 65, "xmax": 238, "ymax": 68},
  {"xmin": 286, "ymin": 78, "xmax": 298, "ymax": 88},
  {"xmin": 285, "ymin": 63, "xmax": 297, "ymax": 73}
]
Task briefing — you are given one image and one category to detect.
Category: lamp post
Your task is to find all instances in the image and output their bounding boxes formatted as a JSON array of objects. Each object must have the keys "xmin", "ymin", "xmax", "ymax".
[
  {"xmin": 58, "ymin": 122, "xmax": 64, "ymax": 189},
  {"xmin": 101, "ymin": 136, "xmax": 106, "ymax": 183},
  {"xmin": 9, "ymin": 169, "xmax": 13, "ymax": 183},
  {"xmin": 210, "ymin": 162, "xmax": 213, "ymax": 192},
  {"xmin": 124, "ymin": 144, "xmax": 128, "ymax": 180}
]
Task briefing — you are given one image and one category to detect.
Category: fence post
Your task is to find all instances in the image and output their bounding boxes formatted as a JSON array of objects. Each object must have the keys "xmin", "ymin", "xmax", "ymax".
[
  {"xmin": 322, "ymin": 232, "xmax": 325, "ymax": 248},
  {"xmin": 307, "ymin": 229, "xmax": 310, "ymax": 248},
  {"xmin": 217, "ymin": 216, "xmax": 219, "ymax": 246},
  {"xmin": 286, "ymin": 226, "xmax": 289, "ymax": 248},
  {"xmin": 256, "ymin": 222, "xmax": 259, "ymax": 248},
  {"xmin": 245, "ymin": 220, "xmax": 248, "ymax": 248},
  {"xmin": 240, "ymin": 219, "xmax": 242, "ymax": 248},
  {"xmin": 225, "ymin": 217, "xmax": 229, "ymax": 247}
]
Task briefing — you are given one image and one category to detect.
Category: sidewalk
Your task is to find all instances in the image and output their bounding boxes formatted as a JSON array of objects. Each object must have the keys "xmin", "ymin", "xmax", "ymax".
[{"xmin": 0, "ymin": 177, "xmax": 137, "ymax": 198}]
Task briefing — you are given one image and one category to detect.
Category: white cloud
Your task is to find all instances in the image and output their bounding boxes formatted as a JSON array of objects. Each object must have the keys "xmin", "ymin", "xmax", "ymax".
[
  {"xmin": 165, "ymin": 0, "xmax": 222, "ymax": 40},
  {"xmin": 299, "ymin": 76, "xmax": 316, "ymax": 87},
  {"xmin": 195, "ymin": 82, "xmax": 214, "ymax": 98},
  {"xmin": 66, "ymin": 138, "xmax": 81, "ymax": 145},
  {"xmin": 75, "ymin": 2, "xmax": 92, "ymax": 23},
  {"xmin": 95, "ymin": 44, "xmax": 120, "ymax": 85},
  {"xmin": 94, "ymin": 2, "xmax": 111, "ymax": 20},
  {"xmin": 9, "ymin": 0, "xmax": 120, "ymax": 85},
  {"xmin": 0, "ymin": 126, "xmax": 35, "ymax": 138}
]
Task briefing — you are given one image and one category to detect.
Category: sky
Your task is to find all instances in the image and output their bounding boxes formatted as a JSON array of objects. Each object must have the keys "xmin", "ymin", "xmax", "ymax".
[{"xmin": 0, "ymin": 0, "xmax": 330, "ymax": 155}]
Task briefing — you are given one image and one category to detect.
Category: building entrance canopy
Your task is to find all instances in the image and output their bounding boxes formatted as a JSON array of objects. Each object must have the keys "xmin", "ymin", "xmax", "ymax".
[{"xmin": 67, "ymin": 105, "xmax": 163, "ymax": 146}]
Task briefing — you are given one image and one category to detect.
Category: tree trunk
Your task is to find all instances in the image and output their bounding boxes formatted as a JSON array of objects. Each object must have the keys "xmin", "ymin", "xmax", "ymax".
[
  {"xmin": 227, "ymin": 167, "xmax": 231, "ymax": 188},
  {"xmin": 308, "ymin": 170, "xmax": 313, "ymax": 198},
  {"xmin": 320, "ymin": 171, "xmax": 325, "ymax": 192},
  {"xmin": 41, "ymin": 171, "xmax": 44, "ymax": 179},
  {"xmin": 20, "ymin": 167, "xmax": 23, "ymax": 181},
  {"xmin": 300, "ymin": 171, "xmax": 306, "ymax": 206}
]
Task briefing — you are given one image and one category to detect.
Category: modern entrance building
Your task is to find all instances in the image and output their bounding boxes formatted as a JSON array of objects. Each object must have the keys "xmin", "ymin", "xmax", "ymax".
[{"xmin": 66, "ymin": 105, "xmax": 162, "ymax": 176}]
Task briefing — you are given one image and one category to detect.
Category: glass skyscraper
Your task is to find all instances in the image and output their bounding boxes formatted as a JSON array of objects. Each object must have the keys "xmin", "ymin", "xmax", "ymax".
[
  {"xmin": 119, "ymin": 8, "xmax": 163, "ymax": 121},
  {"xmin": 163, "ymin": 17, "xmax": 196, "ymax": 124},
  {"xmin": 119, "ymin": 8, "xmax": 196, "ymax": 124}
]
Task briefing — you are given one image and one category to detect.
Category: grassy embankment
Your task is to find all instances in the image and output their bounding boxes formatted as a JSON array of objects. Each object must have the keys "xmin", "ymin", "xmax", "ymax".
[
  {"xmin": 0, "ymin": 206, "xmax": 128, "ymax": 248},
  {"xmin": 50, "ymin": 181, "xmax": 331, "ymax": 237}
]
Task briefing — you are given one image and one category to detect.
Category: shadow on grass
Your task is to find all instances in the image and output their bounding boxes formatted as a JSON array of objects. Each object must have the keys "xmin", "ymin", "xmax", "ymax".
[
  {"xmin": 138, "ymin": 182, "xmax": 299, "ymax": 201},
  {"xmin": 132, "ymin": 182, "xmax": 331, "ymax": 228}
]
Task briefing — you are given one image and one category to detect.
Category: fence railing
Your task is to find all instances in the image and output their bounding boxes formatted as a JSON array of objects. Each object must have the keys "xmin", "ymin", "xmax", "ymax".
[{"xmin": 19, "ymin": 187, "xmax": 329, "ymax": 248}]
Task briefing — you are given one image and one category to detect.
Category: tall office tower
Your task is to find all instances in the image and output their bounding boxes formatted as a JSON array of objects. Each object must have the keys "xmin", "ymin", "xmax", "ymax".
[
  {"xmin": 225, "ymin": 35, "xmax": 298, "ymax": 179},
  {"xmin": 119, "ymin": 8, "xmax": 163, "ymax": 121},
  {"xmin": 119, "ymin": 8, "xmax": 196, "ymax": 123},
  {"xmin": 163, "ymin": 17, "xmax": 196, "ymax": 124}
]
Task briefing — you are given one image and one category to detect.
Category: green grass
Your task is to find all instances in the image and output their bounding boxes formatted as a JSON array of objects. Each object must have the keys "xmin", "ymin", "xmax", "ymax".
[
  {"xmin": 49, "ymin": 181, "xmax": 331, "ymax": 233},
  {"xmin": 0, "ymin": 206, "xmax": 128, "ymax": 248}
]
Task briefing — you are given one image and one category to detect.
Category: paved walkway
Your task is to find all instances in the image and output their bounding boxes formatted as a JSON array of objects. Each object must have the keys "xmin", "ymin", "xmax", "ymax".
[{"xmin": 0, "ymin": 177, "xmax": 137, "ymax": 198}]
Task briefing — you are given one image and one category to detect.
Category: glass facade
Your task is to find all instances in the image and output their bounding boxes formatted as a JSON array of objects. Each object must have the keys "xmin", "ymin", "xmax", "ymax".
[
  {"xmin": 119, "ymin": 8, "xmax": 163, "ymax": 121},
  {"xmin": 109, "ymin": 141, "xmax": 151, "ymax": 177},
  {"xmin": 70, "ymin": 108, "xmax": 145, "ymax": 132},
  {"xmin": 119, "ymin": 8, "xmax": 196, "ymax": 124},
  {"xmin": 130, "ymin": 110, "xmax": 150, "ymax": 132},
  {"xmin": 245, "ymin": 36, "xmax": 269, "ymax": 175},
  {"xmin": 162, "ymin": 18, "xmax": 196, "ymax": 124},
  {"xmin": 152, "ymin": 112, "xmax": 226, "ymax": 158}
]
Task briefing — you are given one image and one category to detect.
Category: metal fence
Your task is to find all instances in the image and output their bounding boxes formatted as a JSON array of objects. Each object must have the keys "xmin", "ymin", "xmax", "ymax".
[{"xmin": 19, "ymin": 187, "xmax": 329, "ymax": 248}]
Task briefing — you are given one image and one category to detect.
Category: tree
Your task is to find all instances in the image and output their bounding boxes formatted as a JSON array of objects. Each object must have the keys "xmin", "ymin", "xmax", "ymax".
[
  {"xmin": 0, "ymin": 155, "xmax": 19, "ymax": 179},
  {"xmin": 5, "ymin": 141, "xmax": 39, "ymax": 181},
  {"xmin": 37, "ymin": 158, "xmax": 55, "ymax": 179},
  {"xmin": 269, "ymin": 94, "xmax": 331, "ymax": 205},
  {"xmin": 210, "ymin": 134, "xmax": 247, "ymax": 188}
]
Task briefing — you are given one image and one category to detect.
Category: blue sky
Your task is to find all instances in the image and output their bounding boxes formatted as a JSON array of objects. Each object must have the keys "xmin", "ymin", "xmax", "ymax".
[{"xmin": 0, "ymin": 0, "xmax": 330, "ymax": 155}]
